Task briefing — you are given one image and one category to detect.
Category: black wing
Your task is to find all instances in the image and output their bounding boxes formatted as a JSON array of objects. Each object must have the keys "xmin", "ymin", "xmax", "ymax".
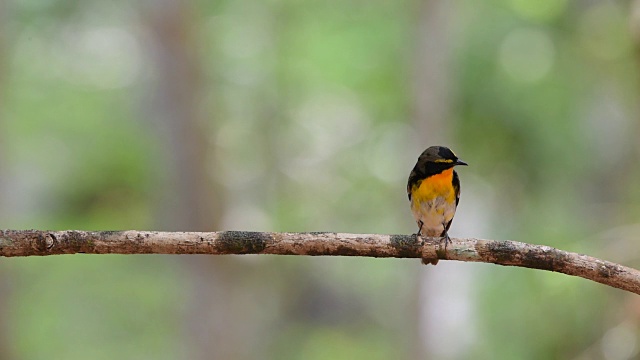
[
  {"xmin": 452, "ymin": 170, "xmax": 461, "ymax": 207},
  {"xmin": 442, "ymin": 170, "xmax": 461, "ymax": 236},
  {"xmin": 407, "ymin": 168, "xmax": 422, "ymax": 201},
  {"xmin": 407, "ymin": 168, "xmax": 418, "ymax": 201}
]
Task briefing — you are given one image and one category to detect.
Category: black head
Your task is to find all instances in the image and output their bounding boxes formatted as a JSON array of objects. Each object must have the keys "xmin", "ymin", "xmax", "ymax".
[
  {"xmin": 418, "ymin": 146, "xmax": 466, "ymax": 165},
  {"xmin": 413, "ymin": 146, "xmax": 467, "ymax": 176}
]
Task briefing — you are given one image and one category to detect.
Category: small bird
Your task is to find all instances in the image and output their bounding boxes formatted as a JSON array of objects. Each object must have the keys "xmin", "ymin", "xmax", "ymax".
[{"xmin": 407, "ymin": 146, "xmax": 467, "ymax": 265}]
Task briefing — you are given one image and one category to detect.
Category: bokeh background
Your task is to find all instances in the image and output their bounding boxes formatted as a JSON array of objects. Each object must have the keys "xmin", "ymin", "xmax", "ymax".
[{"xmin": 2, "ymin": 0, "xmax": 640, "ymax": 359}]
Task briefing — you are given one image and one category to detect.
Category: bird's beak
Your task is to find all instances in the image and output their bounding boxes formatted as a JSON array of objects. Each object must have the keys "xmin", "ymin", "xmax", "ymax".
[{"xmin": 455, "ymin": 159, "xmax": 468, "ymax": 166}]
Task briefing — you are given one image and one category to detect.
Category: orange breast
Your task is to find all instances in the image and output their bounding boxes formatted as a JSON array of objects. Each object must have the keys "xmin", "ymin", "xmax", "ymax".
[{"xmin": 411, "ymin": 168, "xmax": 455, "ymax": 205}]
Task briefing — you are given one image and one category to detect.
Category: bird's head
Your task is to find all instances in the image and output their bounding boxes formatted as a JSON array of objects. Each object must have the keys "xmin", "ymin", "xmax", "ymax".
[{"xmin": 418, "ymin": 146, "xmax": 468, "ymax": 168}]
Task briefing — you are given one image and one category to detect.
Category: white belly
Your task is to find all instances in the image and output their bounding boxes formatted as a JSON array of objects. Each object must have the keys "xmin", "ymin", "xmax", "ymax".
[{"xmin": 413, "ymin": 196, "xmax": 456, "ymax": 237}]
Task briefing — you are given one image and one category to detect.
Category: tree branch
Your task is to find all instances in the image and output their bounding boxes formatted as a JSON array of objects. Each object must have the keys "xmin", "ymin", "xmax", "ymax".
[{"xmin": 1, "ymin": 229, "xmax": 638, "ymax": 294}]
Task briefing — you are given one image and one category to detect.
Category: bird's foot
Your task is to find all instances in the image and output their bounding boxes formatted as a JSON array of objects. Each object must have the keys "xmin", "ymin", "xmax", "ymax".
[
  {"xmin": 443, "ymin": 232, "xmax": 451, "ymax": 248},
  {"xmin": 414, "ymin": 221, "xmax": 424, "ymax": 243}
]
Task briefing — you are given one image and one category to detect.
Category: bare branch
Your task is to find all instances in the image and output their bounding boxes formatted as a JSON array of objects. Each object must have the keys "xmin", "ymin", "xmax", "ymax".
[{"xmin": 1, "ymin": 229, "xmax": 638, "ymax": 294}]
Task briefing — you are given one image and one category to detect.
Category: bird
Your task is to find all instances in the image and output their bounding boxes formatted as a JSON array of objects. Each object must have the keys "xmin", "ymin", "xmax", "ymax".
[{"xmin": 407, "ymin": 146, "xmax": 467, "ymax": 265}]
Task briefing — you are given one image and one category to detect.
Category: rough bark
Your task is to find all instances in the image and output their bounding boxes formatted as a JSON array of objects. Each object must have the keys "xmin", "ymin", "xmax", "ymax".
[{"xmin": 1, "ymin": 229, "xmax": 638, "ymax": 295}]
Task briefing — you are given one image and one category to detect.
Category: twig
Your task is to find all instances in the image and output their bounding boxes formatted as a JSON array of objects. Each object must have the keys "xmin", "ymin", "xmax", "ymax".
[{"xmin": 1, "ymin": 229, "xmax": 638, "ymax": 295}]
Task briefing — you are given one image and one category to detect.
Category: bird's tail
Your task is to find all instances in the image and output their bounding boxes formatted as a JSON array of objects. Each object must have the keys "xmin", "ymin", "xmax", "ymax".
[{"xmin": 421, "ymin": 257, "xmax": 439, "ymax": 266}]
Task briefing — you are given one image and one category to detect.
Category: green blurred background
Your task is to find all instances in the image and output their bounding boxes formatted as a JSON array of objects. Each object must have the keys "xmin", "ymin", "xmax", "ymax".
[{"xmin": 2, "ymin": 0, "xmax": 640, "ymax": 359}]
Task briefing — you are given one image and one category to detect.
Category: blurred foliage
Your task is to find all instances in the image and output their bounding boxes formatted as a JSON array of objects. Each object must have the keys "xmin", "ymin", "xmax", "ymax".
[{"xmin": 2, "ymin": 0, "xmax": 640, "ymax": 359}]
